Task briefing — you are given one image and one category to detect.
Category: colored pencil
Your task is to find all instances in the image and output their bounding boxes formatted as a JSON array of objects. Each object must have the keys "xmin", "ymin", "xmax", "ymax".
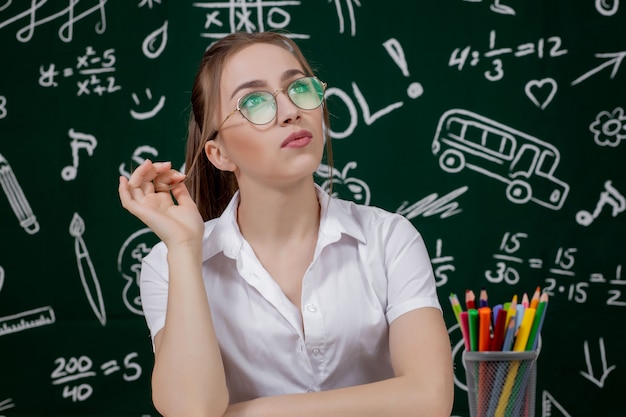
[
  {"xmin": 529, "ymin": 286, "xmax": 541, "ymax": 309},
  {"xmin": 505, "ymin": 295, "xmax": 517, "ymax": 327},
  {"xmin": 460, "ymin": 311, "xmax": 471, "ymax": 351},
  {"xmin": 513, "ymin": 307, "xmax": 536, "ymax": 351},
  {"xmin": 465, "ymin": 289, "xmax": 476, "ymax": 310},
  {"xmin": 526, "ymin": 292, "xmax": 549, "ymax": 351},
  {"xmin": 478, "ymin": 307, "xmax": 492, "ymax": 351},
  {"xmin": 448, "ymin": 293, "xmax": 463, "ymax": 326},
  {"xmin": 521, "ymin": 292, "xmax": 530, "ymax": 308},
  {"xmin": 490, "ymin": 308, "xmax": 507, "ymax": 351},
  {"xmin": 501, "ymin": 316, "xmax": 516, "ymax": 351},
  {"xmin": 468, "ymin": 308, "xmax": 479, "ymax": 351},
  {"xmin": 479, "ymin": 287, "xmax": 489, "ymax": 308}
]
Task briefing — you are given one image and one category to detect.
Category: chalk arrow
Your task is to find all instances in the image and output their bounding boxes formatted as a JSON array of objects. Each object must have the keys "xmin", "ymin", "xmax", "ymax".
[
  {"xmin": 579, "ymin": 338, "xmax": 616, "ymax": 388},
  {"xmin": 571, "ymin": 51, "xmax": 626, "ymax": 86}
]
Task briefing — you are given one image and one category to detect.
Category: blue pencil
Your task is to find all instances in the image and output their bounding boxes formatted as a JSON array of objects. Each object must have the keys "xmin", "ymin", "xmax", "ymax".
[{"xmin": 501, "ymin": 316, "xmax": 516, "ymax": 351}]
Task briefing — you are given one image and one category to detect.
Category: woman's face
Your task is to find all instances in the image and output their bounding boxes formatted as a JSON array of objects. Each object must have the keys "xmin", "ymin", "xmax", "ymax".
[{"xmin": 206, "ymin": 42, "xmax": 325, "ymax": 189}]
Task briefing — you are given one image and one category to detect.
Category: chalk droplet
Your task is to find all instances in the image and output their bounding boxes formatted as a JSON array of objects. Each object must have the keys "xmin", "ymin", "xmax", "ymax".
[{"xmin": 142, "ymin": 20, "xmax": 168, "ymax": 59}]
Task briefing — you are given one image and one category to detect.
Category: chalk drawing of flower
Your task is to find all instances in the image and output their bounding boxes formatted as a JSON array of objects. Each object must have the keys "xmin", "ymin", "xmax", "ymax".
[{"xmin": 589, "ymin": 107, "xmax": 626, "ymax": 147}]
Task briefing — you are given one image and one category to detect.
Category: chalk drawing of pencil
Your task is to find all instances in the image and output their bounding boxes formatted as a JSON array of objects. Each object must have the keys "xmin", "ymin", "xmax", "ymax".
[
  {"xmin": 69, "ymin": 213, "xmax": 106, "ymax": 326},
  {"xmin": 0, "ymin": 153, "xmax": 39, "ymax": 234}
]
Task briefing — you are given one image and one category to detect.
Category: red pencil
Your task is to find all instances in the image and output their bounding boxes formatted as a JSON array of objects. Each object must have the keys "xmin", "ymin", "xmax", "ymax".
[
  {"xmin": 465, "ymin": 289, "xmax": 476, "ymax": 310},
  {"xmin": 490, "ymin": 308, "xmax": 507, "ymax": 351}
]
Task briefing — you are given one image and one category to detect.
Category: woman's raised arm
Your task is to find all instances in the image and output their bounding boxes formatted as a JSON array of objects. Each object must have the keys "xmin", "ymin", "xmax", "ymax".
[{"xmin": 119, "ymin": 160, "xmax": 229, "ymax": 417}]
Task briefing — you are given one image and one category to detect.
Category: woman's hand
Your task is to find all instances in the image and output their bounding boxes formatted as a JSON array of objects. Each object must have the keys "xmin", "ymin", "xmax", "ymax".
[{"xmin": 118, "ymin": 159, "xmax": 204, "ymax": 248}]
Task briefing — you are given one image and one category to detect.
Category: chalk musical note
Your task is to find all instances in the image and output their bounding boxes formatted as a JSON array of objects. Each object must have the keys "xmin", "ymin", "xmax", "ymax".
[
  {"xmin": 576, "ymin": 180, "xmax": 625, "ymax": 226},
  {"xmin": 61, "ymin": 129, "xmax": 98, "ymax": 181},
  {"xmin": 69, "ymin": 213, "xmax": 106, "ymax": 326},
  {"xmin": 0, "ymin": 152, "xmax": 40, "ymax": 234},
  {"xmin": 0, "ymin": 0, "xmax": 107, "ymax": 43}
]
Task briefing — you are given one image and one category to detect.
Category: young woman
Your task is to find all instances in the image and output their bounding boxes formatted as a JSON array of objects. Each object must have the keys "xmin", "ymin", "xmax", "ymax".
[{"xmin": 118, "ymin": 32, "xmax": 454, "ymax": 417}]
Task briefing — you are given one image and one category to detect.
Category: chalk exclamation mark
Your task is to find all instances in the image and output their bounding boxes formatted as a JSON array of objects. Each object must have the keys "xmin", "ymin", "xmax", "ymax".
[{"xmin": 382, "ymin": 38, "xmax": 424, "ymax": 99}]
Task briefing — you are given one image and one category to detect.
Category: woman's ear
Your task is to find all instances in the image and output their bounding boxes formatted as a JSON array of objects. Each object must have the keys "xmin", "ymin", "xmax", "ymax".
[{"xmin": 205, "ymin": 139, "xmax": 237, "ymax": 172}]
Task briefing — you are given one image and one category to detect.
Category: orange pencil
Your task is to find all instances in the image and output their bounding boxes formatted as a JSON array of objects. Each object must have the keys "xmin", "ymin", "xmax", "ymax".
[
  {"xmin": 529, "ymin": 286, "xmax": 541, "ymax": 309},
  {"xmin": 478, "ymin": 307, "xmax": 492, "ymax": 351}
]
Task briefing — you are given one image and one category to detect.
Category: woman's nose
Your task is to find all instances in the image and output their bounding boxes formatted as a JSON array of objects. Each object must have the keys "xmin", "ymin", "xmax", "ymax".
[{"xmin": 274, "ymin": 91, "xmax": 301, "ymax": 125}]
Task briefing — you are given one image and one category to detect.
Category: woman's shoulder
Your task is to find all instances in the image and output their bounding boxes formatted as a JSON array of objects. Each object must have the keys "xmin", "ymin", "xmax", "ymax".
[
  {"xmin": 332, "ymin": 196, "xmax": 412, "ymax": 224},
  {"xmin": 328, "ymin": 196, "xmax": 421, "ymax": 240}
]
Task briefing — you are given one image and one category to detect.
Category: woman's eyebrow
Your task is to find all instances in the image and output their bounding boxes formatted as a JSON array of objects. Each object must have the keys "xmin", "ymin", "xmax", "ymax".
[
  {"xmin": 229, "ymin": 69, "xmax": 306, "ymax": 99},
  {"xmin": 230, "ymin": 79, "xmax": 266, "ymax": 99},
  {"xmin": 281, "ymin": 68, "xmax": 306, "ymax": 81}
]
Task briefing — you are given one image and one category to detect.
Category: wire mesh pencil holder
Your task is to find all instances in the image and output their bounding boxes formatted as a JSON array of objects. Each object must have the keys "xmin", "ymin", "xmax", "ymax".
[{"xmin": 462, "ymin": 350, "xmax": 539, "ymax": 417}]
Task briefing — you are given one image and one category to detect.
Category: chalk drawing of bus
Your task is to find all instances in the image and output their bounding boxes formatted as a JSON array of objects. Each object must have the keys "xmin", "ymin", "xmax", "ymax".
[{"xmin": 432, "ymin": 109, "xmax": 569, "ymax": 210}]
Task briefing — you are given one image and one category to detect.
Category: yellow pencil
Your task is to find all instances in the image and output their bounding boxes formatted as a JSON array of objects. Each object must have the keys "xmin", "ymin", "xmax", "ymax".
[
  {"xmin": 513, "ymin": 308, "xmax": 536, "ymax": 351},
  {"xmin": 495, "ymin": 308, "xmax": 537, "ymax": 416}
]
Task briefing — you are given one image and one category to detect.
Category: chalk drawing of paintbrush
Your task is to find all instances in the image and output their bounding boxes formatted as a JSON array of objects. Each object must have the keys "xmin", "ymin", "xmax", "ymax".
[{"xmin": 69, "ymin": 213, "xmax": 106, "ymax": 326}]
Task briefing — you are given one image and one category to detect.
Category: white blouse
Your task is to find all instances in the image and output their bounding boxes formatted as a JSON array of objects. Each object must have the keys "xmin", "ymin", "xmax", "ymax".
[{"xmin": 140, "ymin": 185, "xmax": 442, "ymax": 403}]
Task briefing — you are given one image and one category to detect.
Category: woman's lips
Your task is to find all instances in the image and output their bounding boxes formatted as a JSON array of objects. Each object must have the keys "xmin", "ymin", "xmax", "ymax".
[{"xmin": 281, "ymin": 130, "xmax": 313, "ymax": 148}]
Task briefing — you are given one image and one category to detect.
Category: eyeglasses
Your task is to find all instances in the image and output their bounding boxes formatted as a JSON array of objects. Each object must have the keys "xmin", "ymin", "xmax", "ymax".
[{"xmin": 214, "ymin": 76, "xmax": 326, "ymax": 136}]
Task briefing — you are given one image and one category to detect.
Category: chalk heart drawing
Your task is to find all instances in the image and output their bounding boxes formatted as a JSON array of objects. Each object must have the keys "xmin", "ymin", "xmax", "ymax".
[{"xmin": 525, "ymin": 78, "xmax": 558, "ymax": 110}]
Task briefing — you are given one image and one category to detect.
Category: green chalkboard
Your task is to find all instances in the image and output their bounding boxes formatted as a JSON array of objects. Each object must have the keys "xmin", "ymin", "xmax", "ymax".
[{"xmin": 1, "ymin": 2, "xmax": 625, "ymax": 416}]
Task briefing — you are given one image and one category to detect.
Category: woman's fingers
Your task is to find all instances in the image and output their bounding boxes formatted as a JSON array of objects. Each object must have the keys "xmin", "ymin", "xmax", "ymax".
[
  {"xmin": 118, "ymin": 175, "xmax": 133, "ymax": 209},
  {"xmin": 125, "ymin": 159, "xmax": 186, "ymax": 198},
  {"xmin": 169, "ymin": 179, "xmax": 195, "ymax": 207},
  {"xmin": 153, "ymin": 169, "xmax": 186, "ymax": 193}
]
